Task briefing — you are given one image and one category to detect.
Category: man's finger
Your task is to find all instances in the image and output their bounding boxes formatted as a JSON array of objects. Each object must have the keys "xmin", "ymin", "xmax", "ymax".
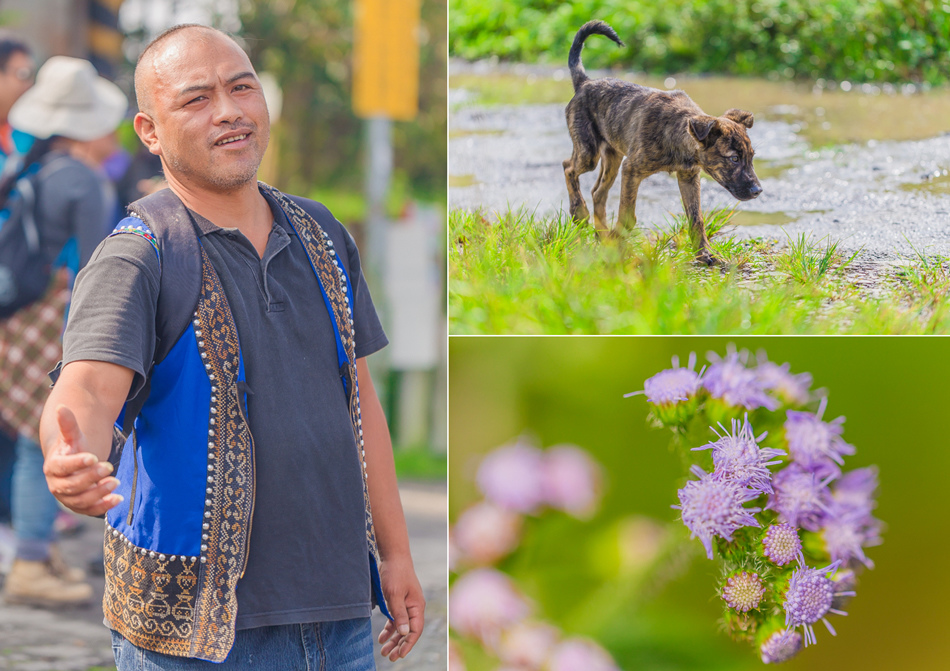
[
  {"xmin": 54, "ymin": 478, "xmax": 123, "ymax": 516},
  {"xmin": 56, "ymin": 405, "xmax": 84, "ymax": 454},
  {"xmin": 377, "ymin": 619, "xmax": 396, "ymax": 645},
  {"xmin": 395, "ymin": 601, "xmax": 424, "ymax": 659},
  {"xmin": 43, "ymin": 452, "xmax": 102, "ymax": 478}
]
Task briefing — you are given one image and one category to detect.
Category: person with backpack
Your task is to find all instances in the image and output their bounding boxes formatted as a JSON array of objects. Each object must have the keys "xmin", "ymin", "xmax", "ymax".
[
  {"xmin": 39, "ymin": 24, "xmax": 424, "ymax": 669},
  {"xmin": 0, "ymin": 55, "xmax": 127, "ymax": 607},
  {"xmin": 0, "ymin": 31, "xmax": 35, "ymax": 557}
]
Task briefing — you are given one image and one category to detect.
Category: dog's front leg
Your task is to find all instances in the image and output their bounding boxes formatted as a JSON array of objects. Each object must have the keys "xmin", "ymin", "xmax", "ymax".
[
  {"xmin": 676, "ymin": 169, "xmax": 719, "ymax": 266},
  {"xmin": 617, "ymin": 160, "xmax": 643, "ymax": 233}
]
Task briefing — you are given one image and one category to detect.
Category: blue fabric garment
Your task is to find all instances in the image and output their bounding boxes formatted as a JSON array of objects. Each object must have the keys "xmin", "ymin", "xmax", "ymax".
[
  {"xmin": 107, "ymin": 320, "xmax": 220, "ymax": 557},
  {"xmin": 111, "ymin": 618, "xmax": 376, "ymax": 671}
]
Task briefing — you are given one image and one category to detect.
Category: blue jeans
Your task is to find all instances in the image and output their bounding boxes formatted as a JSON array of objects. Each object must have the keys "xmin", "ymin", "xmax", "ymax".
[
  {"xmin": 12, "ymin": 434, "xmax": 61, "ymax": 560},
  {"xmin": 110, "ymin": 619, "xmax": 376, "ymax": 671}
]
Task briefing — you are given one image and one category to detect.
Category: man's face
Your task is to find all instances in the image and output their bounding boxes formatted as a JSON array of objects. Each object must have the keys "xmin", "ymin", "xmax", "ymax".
[
  {"xmin": 137, "ymin": 32, "xmax": 270, "ymax": 193},
  {"xmin": 0, "ymin": 50, "xmax": 35, "ymax": 123}
]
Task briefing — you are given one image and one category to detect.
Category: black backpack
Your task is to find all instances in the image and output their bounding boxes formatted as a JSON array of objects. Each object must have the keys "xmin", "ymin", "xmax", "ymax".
[{"xmin": 0, "ymin": 157, "xmax": 71, "ymax": 318}]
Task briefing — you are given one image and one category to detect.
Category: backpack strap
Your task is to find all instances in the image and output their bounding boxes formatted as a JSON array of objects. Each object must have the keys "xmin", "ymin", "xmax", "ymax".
[{"xmin": 111, "ymin": 189, "xmax": 202, "ymax": 436}]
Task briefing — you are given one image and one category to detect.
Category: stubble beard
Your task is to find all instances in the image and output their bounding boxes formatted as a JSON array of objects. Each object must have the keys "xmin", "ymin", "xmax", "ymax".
[{"xmin": 165, "ymin": 127, "xmax": 268, "ymax": 193}]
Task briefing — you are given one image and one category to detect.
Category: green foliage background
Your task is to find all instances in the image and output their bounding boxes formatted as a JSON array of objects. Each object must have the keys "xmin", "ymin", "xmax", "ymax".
[
  {"xmin": 450, "ymin": 0, "xmax": 950, "ymax": 84},
  {"xmin": 450, "ymin": 337, "xmax": 950, "ymax": 670},
  {"xmin": 241, "ymin": 0, "xmax": 447, "ymax": 205}
]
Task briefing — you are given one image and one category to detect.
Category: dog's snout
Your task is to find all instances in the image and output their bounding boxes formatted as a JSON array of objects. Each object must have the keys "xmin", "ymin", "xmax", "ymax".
[{"xmin": 749, "ymin": 183, "xmax": 762, "ymax": 197}]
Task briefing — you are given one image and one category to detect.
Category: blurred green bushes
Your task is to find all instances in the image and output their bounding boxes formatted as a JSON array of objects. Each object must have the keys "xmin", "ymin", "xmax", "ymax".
[
  {"xmin": 242, "ymin": 0, "xmax": 447, "ymax": 205},
  {"xmin": 450, "ymin": 0, "xmax": 950, "ymax": 84}
]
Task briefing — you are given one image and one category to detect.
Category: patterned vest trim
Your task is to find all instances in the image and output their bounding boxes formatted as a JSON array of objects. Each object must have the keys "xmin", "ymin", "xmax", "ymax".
[{"xmin": 101, "ymin": 185, "xmax": 387, "ymax": 663}]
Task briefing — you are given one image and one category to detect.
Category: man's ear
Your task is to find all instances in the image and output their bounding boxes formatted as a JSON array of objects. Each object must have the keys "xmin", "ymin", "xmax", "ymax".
[
  {"xmin": 688, "ymin": 115, "xmax": 719, "ymax": 143},
  {"xmin": 724, "ymin": 108, "xmax": 754, "ymax": 129},
  {"xmin": 133, "ymin": 112, "xmax": 162, "ymax": 156}
]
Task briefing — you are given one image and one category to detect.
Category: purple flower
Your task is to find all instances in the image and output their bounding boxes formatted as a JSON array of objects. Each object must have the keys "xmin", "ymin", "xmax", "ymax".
[
  {"xmin": 627, "ymin": 353, "xmax": 702, "ymax": 406},
  {"xmin": 449, "ymin": 569, "xmax": 531, "ymax": 648},
  {"xmin": 767, "ymin": 464, "xmax": 834, "ymax": 532},
  {"xmin": 783, "ymin": 560, "xmax": 850, "ymax": 646},
  {"xmin": 722, "ymin": 571, "xmax": 766, "ymax": 612},
  {"xmin": 498, "ymin": 621, "xmax": 560, "ymax": 669},
  {"xmin": 831, "ymin": 466, "xmax": 879, "ymax": 518},
  {"xmin": 755, "ymin": 354, "xmax": 813, "ymax": 406},
  {"xmin": 548, "ymin": 638, "xmax": 620, "ymax": 671},
  {"xmin": 541, "ymin": 445, "xmax": 602, "ymax": 518},
  {"xmin": 673, "ymin": 468, "xmax": 761, "ymax": 560},
  {"xmin": 476, "ymin": 440, "xmax": 546, "ymax": 514},
  {"xmin": 762, "ymin": 523, "xmax": 803, "ymax": 567},
  {"xmin": 760, "ymin": 629, "xmax": 803, "ymax": 664},
  {"xmin": 784, "ymin": 397, "xmax": 856, "ymax": 470},
  {"xmin": 821, "ymin": 505, "xmax": 882, "ymax": 569},
  {"xmin": 703, "ymin": 349, "xmax": 778, "ymax": 411},
  {"xmin": 453, "ymin": 502, "xmax": 522, "ymax": 566},
  {"xmin": 693, "ymin": 415, "xmax": 785, "ymax": 494}
]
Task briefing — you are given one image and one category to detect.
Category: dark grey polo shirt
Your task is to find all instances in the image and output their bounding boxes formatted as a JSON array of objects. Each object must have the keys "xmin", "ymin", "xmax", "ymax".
[{"xmin": 62, "ymin": 191, "xmax": 388, "ymax": 629}]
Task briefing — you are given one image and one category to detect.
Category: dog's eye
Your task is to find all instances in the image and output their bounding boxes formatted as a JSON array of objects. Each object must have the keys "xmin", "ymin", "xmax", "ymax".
[{"xmin": 730, "ymin": 155, "xmax": 739, "ymax": 163}]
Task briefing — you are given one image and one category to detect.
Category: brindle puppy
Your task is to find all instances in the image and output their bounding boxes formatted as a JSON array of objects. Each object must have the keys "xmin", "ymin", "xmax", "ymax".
[{"xmin": 563, "ymin": 20, "xmax": 762, "ymax": 265}]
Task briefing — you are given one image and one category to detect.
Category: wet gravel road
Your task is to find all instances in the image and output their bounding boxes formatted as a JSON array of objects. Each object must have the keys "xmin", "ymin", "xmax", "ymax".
[{"xmin": 451, "ymin": 75, "xmax": 950, "ymax": 263}]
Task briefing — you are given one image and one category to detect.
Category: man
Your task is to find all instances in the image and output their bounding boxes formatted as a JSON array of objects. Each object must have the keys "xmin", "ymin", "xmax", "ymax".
[{"xmin": 40, "ymin": 24, "xmax": 424, "ymax": 669}]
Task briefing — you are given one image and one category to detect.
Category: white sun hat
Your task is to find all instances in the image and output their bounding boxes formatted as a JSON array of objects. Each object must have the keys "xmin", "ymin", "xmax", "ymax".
[{"xmin": 8, "ymin": 55, "xmax": 127, "ymax": 141}]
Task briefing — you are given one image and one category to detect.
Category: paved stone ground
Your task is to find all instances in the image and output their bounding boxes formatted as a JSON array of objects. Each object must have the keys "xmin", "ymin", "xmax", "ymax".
[{"xmin": 0, "ymin": 481, "xmax": 446, "ymax": 671}]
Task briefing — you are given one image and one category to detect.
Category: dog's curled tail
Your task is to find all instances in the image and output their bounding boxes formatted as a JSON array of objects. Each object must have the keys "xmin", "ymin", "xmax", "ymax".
[{"xmin": 568, "ymin": 20, "xmax": 624, "ymax": 92}]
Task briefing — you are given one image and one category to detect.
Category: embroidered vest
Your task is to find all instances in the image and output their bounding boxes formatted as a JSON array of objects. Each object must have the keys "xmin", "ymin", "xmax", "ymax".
[{"xmin": 101, "ymin": 184, "xmax": 388, "ymax": 662}]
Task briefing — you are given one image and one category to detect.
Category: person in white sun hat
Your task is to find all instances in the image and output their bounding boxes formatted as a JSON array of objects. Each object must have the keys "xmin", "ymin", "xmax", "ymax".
[{"xmin": 0, "ymin": 55, "xmax": 127, "ymax": 608}]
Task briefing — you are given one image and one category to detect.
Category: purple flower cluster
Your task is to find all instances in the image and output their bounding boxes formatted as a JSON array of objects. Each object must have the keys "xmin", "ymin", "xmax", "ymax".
[
  {"xmin": 638, "ymin": 348, "xmax": 882, "ymax": 665},
  {"xmin": 451, "ymin": 440, "xmax": 622, "ymax": 671},
  {"xmin": 475, "ymin": 439, "xmax": 601, "ymax": 518}
]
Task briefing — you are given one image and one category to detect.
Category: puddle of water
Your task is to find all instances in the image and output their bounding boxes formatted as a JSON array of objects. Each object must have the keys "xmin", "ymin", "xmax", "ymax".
[
  {"xmin": 901, "ymin": 171, "xmax": 950, "ymax": 195},
  {"xmin": 753, "ymin": 160, "xmax": 796, "ymax": 179},
  {"xmin": 450, "ymin": 174, "xmax": 480, "ymax": 187},
  {"xmin": 450, "ymin": 70, "xmax": 950, "ymax": 147},
  {"xmin": 730, "ymin": 211, "xmax": 799, "ymax": 227}
]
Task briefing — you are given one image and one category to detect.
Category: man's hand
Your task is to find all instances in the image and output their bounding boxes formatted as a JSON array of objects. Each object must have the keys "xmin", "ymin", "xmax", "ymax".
[
  {"xmin": 377, "ymin": 556, "xmax": 426, "ymax": 661},
  {"xmin": 43, "ymin": 405, "xmax": 122, "ymax": 517}
]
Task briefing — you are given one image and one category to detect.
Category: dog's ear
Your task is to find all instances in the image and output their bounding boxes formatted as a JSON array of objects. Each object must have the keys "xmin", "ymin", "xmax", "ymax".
[
  {"xmin": 724, "ymin": 108, "xmax": 754, "ymax": 129},
  {"xmin": 688, "ymin": 115, "xmax": 719, "ymax": 143}
]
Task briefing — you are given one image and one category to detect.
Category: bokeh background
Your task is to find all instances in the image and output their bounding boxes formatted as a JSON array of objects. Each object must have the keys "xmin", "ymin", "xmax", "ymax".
[{"xmin": 450, "ymin": 336, "xmax": 949, "ymax": 670}]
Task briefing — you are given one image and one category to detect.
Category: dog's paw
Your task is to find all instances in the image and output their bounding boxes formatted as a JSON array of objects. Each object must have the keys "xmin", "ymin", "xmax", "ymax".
[{"xmin": 694, "ymin": 251, "xmax": 724, "ymax": 268}]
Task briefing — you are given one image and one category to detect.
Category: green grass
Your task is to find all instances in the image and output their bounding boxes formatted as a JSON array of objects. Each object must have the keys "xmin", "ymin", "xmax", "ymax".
[
  {"xmin": 449, "ymin": 207, "xmax": 950, "ymax": 334},
  {"xmin": 394, "ymin": 444, "xmax": 447, "ymax": 480}
]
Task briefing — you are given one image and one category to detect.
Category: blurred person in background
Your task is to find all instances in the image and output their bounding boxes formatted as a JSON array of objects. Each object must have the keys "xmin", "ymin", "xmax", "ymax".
[
  {"xmin": 0, "ymin": 30, "xmax": 34, "ymax": 572},
  {"xmin": 0, "ymin": 55, "xmax": 127, "ymax": 607},
  {"xmin": 40, "ymin": 24, "xmax": 423, "ymax": 669}
]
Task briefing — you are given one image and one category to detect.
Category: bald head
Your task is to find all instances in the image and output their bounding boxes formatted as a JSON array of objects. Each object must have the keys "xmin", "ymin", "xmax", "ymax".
[{"xmin": 134, "ymin": 24, "xmax": 243, "ymax": 116}]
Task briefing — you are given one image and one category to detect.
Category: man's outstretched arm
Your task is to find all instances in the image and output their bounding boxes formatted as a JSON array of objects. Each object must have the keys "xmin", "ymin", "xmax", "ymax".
[
  {"xmin": 39, "ymin": 360, "xmax": 134, "ymax": 517},
  {"xmin": 356, "ymin": 357, "xmax": 426, "ymax": 662}
]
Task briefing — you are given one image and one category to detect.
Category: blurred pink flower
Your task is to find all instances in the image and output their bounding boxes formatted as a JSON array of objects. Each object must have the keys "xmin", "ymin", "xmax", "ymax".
[
  {"xmin": 476, "ymin": 440, "xmax": 546, "ymax": 513},
  {"xmin": 449, "ymin": 569, "xmax": 532, "ymax": 648},
  {"xmin": 542, "ymin": 444, "xmax": 603, "ymax": 518},
  {"xmin": 498, "ymin": 621, "xmax": 560, "ymax": 669},
  {"xmin": 548, "ymin": 638, "xmax": 620, "ymax": 671},
  {"xmin": 449, "ymin": 639, "xmax": 466, "ymax": 671},
  {"xmin": 454, "ymin": 501, "xmax": 523, "ymax": 565}
]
